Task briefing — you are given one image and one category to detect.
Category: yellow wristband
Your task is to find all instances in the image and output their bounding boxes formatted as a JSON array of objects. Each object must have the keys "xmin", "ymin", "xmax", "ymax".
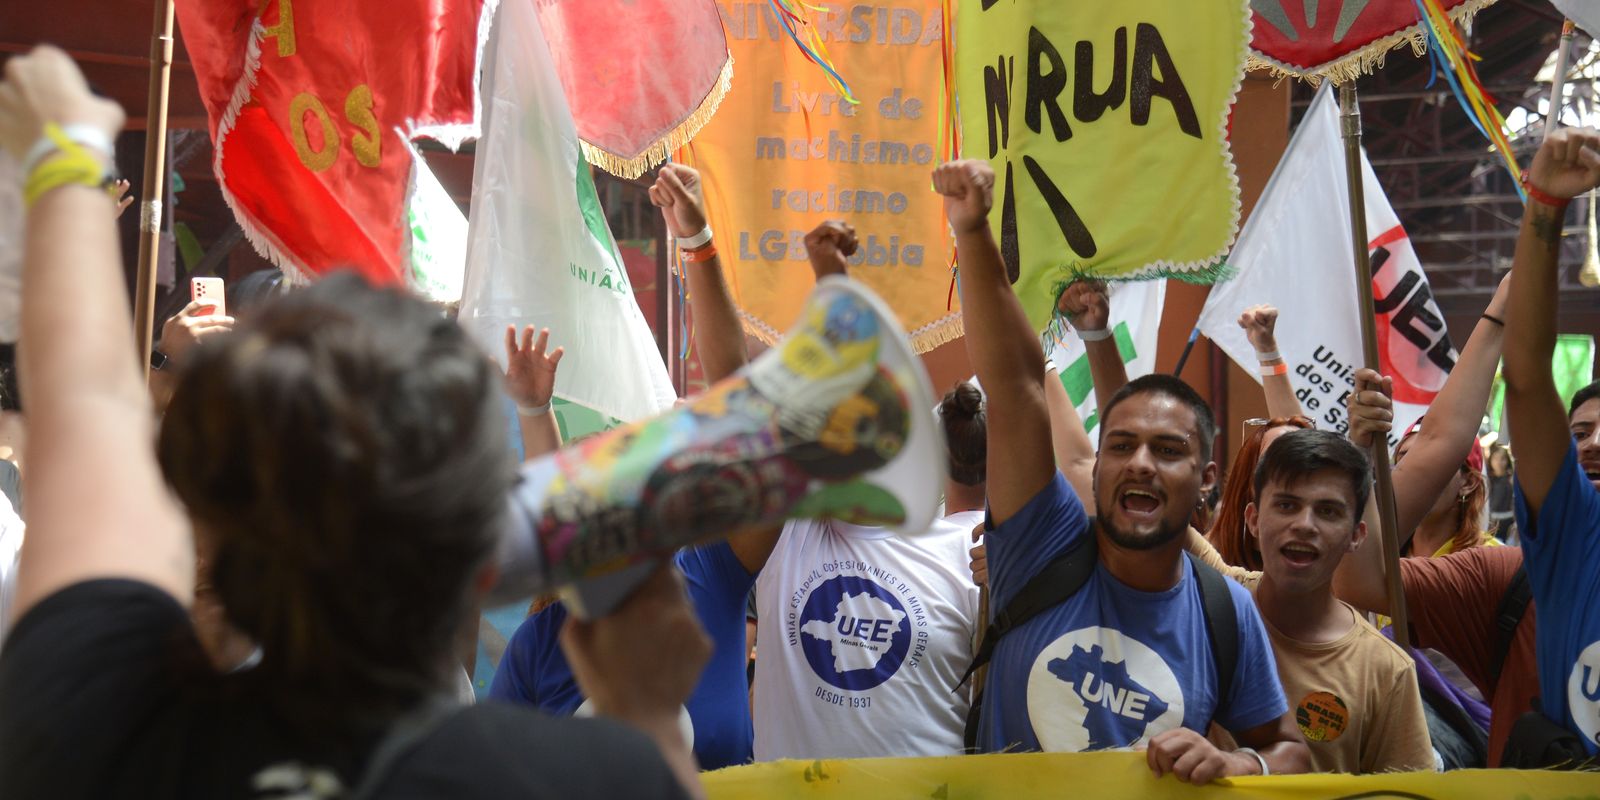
[{"xmin": 23, "ymin": 123, "xmax": 114, "ymax": 209}]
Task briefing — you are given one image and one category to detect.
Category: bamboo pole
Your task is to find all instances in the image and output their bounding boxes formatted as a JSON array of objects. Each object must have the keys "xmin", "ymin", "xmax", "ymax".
[
  {"xmin": 1338, "ymin": 83, "xmax": 1412, "ymax": 644},
  {"xmin": 133, "ymin": 0, "xmax": 177, "ymax": 382}
]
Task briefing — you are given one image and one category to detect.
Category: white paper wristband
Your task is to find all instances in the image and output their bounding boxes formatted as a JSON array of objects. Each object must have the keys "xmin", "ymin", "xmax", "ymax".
[
  {"xmin": 1076, "ymin": 327, "xmax": 1112, "ymax": 342},
  {"xmin": 676, "ymin": 225, "xmax": 713, "ymax": 250},
  {"xmin": 1255, "ymin": 349, "xmax": 1282, "ymax": 363},
  {"xmin": 22, "ymin": 123, "xmax": 115, "ymax": 175},
  {"xmin": 517, "ymin": 401, "xmax": 552, "ymax": 417}
]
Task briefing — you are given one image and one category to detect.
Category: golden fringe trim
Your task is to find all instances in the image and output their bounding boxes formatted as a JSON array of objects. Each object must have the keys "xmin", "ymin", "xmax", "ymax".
[
  {"xmin": 736, "ymin": 309, "xmax": 966, "ymax": 355},
  {"xmin": 1247, "ymin": 0, "xmax": 1499, "ymax": 85},
  {"xmin": 907, "ymin": 313, "xmax": 965, "ymax": 354},
  {"xmin": 581, "ymin": 55, "xmax": 735, "ymax": 179}
]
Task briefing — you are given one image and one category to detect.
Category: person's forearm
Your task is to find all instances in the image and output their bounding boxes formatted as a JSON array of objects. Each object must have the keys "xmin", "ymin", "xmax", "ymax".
[
  {"xmin": 1261, "ymin": 369, "xmax": 1305, "ymax": 420},
  {"xmin": 682, "ymin": 257, "xmax": 747, "ymax": 383},
  {"xmin": 1391, "ymin": 310, "xmax": 1505, "ymax": 535},
  {"xmin": 17, "ymin": 183, "xmax": 192, "ymax": 614},
  {"xmin": 957, "ymin": 228, "xmax": 1044, "ymax": 398},
  {"xmin": 518, "ymin": 410, "xmax": 561, "ymax": 461},
  {"xmin": 1084, "ymin": 338, "xmax": 1127, "ymax": 417},
  {"xmin": 1256, "ymin": 740, "xmax": 1311, "ymax": 776},
  {"xmin": 1045, "ymin": 365, "xmax": 1095, "ymax": 506},
  {"xmin": 1502, "ymin": 202, "xmax": 1561, "ymax": 393},
  {"xmin": 1332, "ymin": 493, "xmax": 1392, "ymax": 615}
]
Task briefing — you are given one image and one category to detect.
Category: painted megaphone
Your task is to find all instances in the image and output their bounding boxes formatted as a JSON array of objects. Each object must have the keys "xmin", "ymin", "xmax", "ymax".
[{"xmin": 493, "ymin": 276, "xmax": 943, "ymax": 615}]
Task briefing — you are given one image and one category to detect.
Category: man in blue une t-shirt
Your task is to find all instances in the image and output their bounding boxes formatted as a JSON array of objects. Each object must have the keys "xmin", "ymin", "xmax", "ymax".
[
  {"xmin": 1502, "ymin": 125, "xmax": 1600, "ymax": 758},
  {"xmin": 490, "ymin": 542, "xmax": 756, "ymax": 770},
  {"xmin": 934, "ymin": 159, "xmax": 1310, "ymax": 783}
]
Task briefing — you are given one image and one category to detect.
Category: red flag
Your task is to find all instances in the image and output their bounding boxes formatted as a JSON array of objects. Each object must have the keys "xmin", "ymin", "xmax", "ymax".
[
  {"xmin": 1249, "ymin": 0, "xmax": 1495, "ymax": 82},
  {"xmin": 536, "ymin": 0, "xmax": 730, "ymax": 178},
  {"xmin": 176, "ymin": 0, "xmax": 485, "ymax": 283}
]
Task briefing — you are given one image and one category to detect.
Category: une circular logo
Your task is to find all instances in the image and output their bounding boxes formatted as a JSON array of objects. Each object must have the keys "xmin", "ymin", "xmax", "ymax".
[
  {"xmin": 1567, "ymin": 639, "xmax": 1600, "ymax": 748},
  {"xmin": 797, "ymin": 575, "xmax": 910, "ymax": 691}
]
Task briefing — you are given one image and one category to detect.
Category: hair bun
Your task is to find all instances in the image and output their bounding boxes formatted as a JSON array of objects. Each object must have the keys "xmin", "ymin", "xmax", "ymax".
[{"xmin": 941, "ymin": 382, "xmax": 984, "ymax": 419}]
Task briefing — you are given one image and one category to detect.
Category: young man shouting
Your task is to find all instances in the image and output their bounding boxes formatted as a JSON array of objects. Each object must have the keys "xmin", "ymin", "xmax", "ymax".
[
  {"xmin": 1240, "ymin": 429, "xmax": 1432, "ymax": 773},
  {"xmin": 936, "ymin": 159, "xmax": 1309, "ymax": 782}
]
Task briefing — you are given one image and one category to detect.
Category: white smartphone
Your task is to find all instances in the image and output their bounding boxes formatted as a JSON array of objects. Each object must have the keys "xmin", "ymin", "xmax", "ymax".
[{"xmin": 191, "ymin": 277, "xmax": 226, "ymax": 317}]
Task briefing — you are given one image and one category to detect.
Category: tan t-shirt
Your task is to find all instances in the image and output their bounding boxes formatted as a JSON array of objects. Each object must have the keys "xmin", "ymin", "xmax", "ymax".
[
  {"xmin": 1261, "ymin": 601, "xmax": 1434, "ymax": 773},
  {"xmin": 1187, "ymin": 531, "xmax": 1434, "ymax": 772}
]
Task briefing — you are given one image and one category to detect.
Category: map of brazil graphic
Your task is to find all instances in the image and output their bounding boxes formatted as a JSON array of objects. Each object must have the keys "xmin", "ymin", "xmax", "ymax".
[{"xmin": 1027, "ymin": 629, "xmax": 1185, "ymax": 751}]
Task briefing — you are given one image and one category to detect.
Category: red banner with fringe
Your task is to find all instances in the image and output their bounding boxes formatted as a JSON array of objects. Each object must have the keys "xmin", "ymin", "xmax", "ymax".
[
  {"xmin": 1248, "ymin": 0, "xmax": 1497, "ymax": 82},
  {"xmin": 175, "ymin": 0, "xmax": 485, "ymax": 284}
]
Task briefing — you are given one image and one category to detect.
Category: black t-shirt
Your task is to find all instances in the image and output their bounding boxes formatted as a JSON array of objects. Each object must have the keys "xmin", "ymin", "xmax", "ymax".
[{"xmin": 0, "ymin": 580, "xmax": 690, "ymax": 799}]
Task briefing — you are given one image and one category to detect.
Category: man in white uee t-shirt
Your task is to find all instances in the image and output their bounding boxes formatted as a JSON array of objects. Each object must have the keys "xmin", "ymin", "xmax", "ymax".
[
  {"xmin": 752, "ymin": 515, "xmax": 978, "ymax": 759},
  {"xmin": 751, "ymin": 379, "xmax": 986, "ymax": 759}
]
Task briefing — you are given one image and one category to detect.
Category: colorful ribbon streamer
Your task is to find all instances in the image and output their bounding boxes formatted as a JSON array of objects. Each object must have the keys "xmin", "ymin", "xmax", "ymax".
[
  {"xmin": 1412, "ymin": 0, "xmax": 1525, "ymax": 201},
  {"xmin": 768, "ymin": 0, "xmax": 859, "ymax": 105}
]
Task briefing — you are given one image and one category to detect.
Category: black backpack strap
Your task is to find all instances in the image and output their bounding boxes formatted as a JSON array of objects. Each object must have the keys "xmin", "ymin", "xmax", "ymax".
[
  {"xmin": 958, "ymin": 533, "xmax": 1099, "ymax": 690},
  {"xmin": 960, "ymin": 533, "xmax": 1099, "ymax": 751},
  {"xmin": 1191, "ymin": 555, "xmax": 1239, "ymax": 717},
  {"xmin": 1489, "ymin": 564, "xmax": 1532, "ymax": 684}
]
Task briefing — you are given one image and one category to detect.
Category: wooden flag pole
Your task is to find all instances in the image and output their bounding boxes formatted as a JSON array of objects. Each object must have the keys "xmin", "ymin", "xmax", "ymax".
[
  {"xmin": 1338, "ymin": 82, "xmax": 1412, "ymax": 643},
  {"xmin": 133, "ymin": 0, "xmax": 177, "ymax": 382}
]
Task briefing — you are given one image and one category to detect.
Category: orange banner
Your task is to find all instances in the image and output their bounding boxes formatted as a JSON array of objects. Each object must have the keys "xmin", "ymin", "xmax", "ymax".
[{"xmin": 687, "ymin": 1, "xmax": 959, "ymax": 353}]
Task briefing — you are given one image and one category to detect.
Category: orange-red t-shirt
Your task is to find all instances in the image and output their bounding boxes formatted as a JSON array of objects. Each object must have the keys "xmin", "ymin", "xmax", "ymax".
[{"xmin": 1400, "ymin": 546, "xmax": 1538, "ymax": 767}]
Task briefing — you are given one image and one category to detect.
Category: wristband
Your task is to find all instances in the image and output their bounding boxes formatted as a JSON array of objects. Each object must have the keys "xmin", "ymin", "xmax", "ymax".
[
  {"xmin": 676, "ymin": 225, "xmax": 713, "ymax": 250},
  {"xmin": 1076, "ymin": 327, "xmax": 1112, "ymax": 342},
  {"xmin": 22, "ymin": 122, "xmax": 114, "ymax": 175},
  {"xmin": 1521, "ymin": 174, "xmax": 1570, "ymax": 209},
  {"xmin": 1043, "ymin": 358, "xmax": 1057, "ymax": 374},
  {"xmin": 1235, "ymin": 747, "xmax": 1270, "ymax": 776},
  {"xmin": 1254, "ymin": 349, "xmax": 1282, "ymax": 363},
  {"xmin": 1260, "ymin": 362, "xmax": 1288, "ymax": 377},
  {"xmin": 1481, "ymin": 313, "xmax": 1504, "ymax": 326},
  {"xmin": 517, "ymin": 400, "xmax": 552, "ymax": 417},
  {"xmin": 23, "ymin": 124, "xmax": 118, "ymax": 208},
  {"xmin": 680, "ymin": 244, "xmax": 718, "ymax": 263}
]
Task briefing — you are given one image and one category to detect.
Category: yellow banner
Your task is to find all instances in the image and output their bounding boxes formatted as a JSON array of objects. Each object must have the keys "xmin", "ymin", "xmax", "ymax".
[
  {"xmin": 687, "ymin": 1, "xmax": 960, "ymax": 353},
  {"xmin": 705, "ymin": 751, "xmax": 1598, "ymax": 799},
  {"xmin": 954, "ymin": 0, "xmax": 1250, "ymax": 330}
]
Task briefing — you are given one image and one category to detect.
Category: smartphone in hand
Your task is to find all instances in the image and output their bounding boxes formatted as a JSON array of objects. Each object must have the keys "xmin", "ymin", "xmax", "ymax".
[{"xmin": 191, "ymin": 277, "xmax": 226, "ymax": 317}]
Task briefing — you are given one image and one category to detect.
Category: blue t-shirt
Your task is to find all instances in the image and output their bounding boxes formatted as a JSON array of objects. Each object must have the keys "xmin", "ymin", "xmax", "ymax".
[
  {"xmin": 489, "ymin": 542, "xmax": 757, "ymax": 769},
  {"xmin": 977, "ymin": 472, "xmax": 1288, "ymax": 753},
  {"xmin": 1514, "ymin": 441, "xmax": 1600, "ymax": 754}
]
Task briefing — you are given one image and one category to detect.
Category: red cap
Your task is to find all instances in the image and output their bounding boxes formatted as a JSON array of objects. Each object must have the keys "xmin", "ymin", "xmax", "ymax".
[{"xmin": 1400, "ymin": 417, "xmax": 1484, "ymax": 473}]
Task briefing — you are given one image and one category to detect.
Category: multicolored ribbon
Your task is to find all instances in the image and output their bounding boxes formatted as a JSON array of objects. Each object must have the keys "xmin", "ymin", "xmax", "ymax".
[
  {"xmin": 768, "ymin": 0, "xmax": 859, "ymax": 106},
  {"xmin": 1413, "ymin": 0, "xmax": 1525, "ymax": 201}
]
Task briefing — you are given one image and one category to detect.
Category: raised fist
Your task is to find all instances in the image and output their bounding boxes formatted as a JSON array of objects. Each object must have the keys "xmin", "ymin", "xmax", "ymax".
[
  {"xmin": 1056, "ymin": 279, "xmax": 1110, "ymax": 333},
  {"xmin": 803, "ymin": 220, "xmax": 857, "ymax": 281},
  {"xmin": 1237, "ymin": 304, "xmax": 1280, "ymax": 354},
  {"xmin": 1526, "ymin": 127, "xmax": 1600, "ymax": 202},
  {"xmin": 931, "ymin": 160, "xmax": 995, "ymax": 236},
  {"xmin": 648, "ymin": 164, "xmax": 708, "ymax": 241}
]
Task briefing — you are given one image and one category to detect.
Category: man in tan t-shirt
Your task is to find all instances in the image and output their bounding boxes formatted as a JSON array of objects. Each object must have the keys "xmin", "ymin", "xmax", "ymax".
[{"xmin": 1192, "ymin": 430, "xmax": 1433, "ymax": 773}]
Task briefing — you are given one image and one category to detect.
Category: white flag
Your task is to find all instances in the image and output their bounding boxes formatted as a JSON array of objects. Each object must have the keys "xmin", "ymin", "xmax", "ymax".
[
  {"xmin": 460, "ymin": 0, "xmax": 676, "ymax": 421},
  {"xmin": 1198, "ymin": 85, "xmax": 1457, "ymax": 448},
  {"xmin": 406, "ymin": 150, "xmax": 469, "ymax": 305},
  {"xmin": 1551, "ymin": 0, "xmax": 1600, "ymax": 40},
  {"xmin": 1046, "ymin": 281, "xmax": 1167, "ymax": 437}
]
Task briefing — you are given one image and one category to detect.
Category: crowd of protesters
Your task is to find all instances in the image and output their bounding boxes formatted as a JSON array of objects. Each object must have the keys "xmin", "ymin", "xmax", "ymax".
[{"xmin": 0, "ymin": 46, "xmax": 1596, "ymax": 798}]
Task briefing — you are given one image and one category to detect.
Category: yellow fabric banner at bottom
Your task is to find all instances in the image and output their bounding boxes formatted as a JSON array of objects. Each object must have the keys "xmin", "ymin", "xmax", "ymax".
[{"xmin": 705, "ymin": 751, "xmax": 1598, "ymax": 799}]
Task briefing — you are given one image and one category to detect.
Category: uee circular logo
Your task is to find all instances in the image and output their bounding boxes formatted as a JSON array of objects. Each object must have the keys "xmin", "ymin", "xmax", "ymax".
[
  {"xmin": 797, "ymin": 575, "xmax": 910, "ymax": 691},
  {"xmin": 1026, "ymin": 627, "xmax": 1184, "ymax": 751},
  {"xmin": 1296, "ymin": 691, "xmax": 1349, "ymax": 742},
  {"xmin": 1567, "ymin": 639, "xmax": 1600, "ymax": 748}
]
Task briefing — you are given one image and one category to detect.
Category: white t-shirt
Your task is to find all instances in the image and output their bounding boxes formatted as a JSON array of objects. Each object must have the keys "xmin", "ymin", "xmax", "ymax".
[
  {"xmin": 0, "ymin": 491, "xmax": 24, "ymax": 643},
  {"xmin": 753, "ymin": 518, "xmax": 979, "ymax": 759}
]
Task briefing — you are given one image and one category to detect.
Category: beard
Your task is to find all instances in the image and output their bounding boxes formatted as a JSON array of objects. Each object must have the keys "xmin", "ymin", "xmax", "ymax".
[{"xmin": 1095, "ymin": 509, "xmax": 1187, "ymax": 551}]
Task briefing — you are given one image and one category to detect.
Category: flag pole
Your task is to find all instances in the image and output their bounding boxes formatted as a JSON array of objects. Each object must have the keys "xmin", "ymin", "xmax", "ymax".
[
  {"xmin": 133, "ymin": 0, "xmax": 177, "ymax": 383},
  {"xmin": 1547, "ymin": 20, "xmax": 1576, "ymax": 139},
  {"xmin": 1338, "ymin": 82, "xmax": 1412, "ymax": 643}
]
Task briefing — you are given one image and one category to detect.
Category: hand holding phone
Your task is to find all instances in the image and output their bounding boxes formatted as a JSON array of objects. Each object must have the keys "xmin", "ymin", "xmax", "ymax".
[{"xmin": 191, "ymin": 277, "xmax": 226, "ymax": 317}]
